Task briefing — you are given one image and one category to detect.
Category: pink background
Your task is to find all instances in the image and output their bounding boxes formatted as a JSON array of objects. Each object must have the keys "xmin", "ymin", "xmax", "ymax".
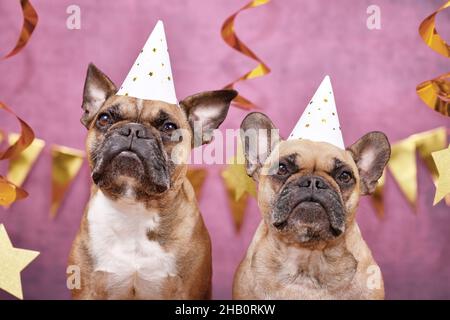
[{"xmin": 1, "ymin": 0, "xmax": 450, "ymax": 299}]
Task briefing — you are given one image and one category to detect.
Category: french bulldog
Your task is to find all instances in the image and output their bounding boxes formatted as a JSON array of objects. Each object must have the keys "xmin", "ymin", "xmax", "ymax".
[
  {"xmin": 68, "ymin": 64, "xmax": 237, "ymax": 299},
  {"xmin": 233, "ymin": 112, "xmax": 390, "ymax": 300}
]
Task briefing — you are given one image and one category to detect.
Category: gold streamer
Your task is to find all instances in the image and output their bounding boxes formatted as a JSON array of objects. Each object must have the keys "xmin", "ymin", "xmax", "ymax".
[
  {"xmin": 0, "ymin": 102, "xmax": 34, "ymax": 160},
  {"xmin": 417, "ymin": 1, "xmax": 450, "ymax": 116},
  {"xmin": 2, "ymin": 0, "xmax": 39, "ymax": 59},
  {"xmin": 186, "ymin": 168, "xmax": 208, "ymax": 200},
  {"xmin": 221, "ymin": 146, "xmax": 256, "ymax": 231},
  {"xmin": 0, "ymin": 177, "xmax": 27, "ymax": 207},
  {"xmin": 0, "ymin": 102, "xmax": 35, "ymax": 205},
  {"xmin": 221, "ymin": 0, "xmax": 271, "ymax": 110},
  {"xmin": 7, "ymin": 133, "xmax": 45, "ymax": 188},
  {"xmin": 50, "ymin": 146, "xmax": 84, "ymax": 218},
  {"xmin": 371, "ymin": 127, "xmax": 448, "ymax": 216}
]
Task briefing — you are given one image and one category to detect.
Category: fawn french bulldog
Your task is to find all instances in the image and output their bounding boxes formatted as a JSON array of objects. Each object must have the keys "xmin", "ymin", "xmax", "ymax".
[
  {"xmin": 68, "ymin": 63, "xmax": 236, "ymax": 299},
  {"xmin": 233, "ymin": 112, "xmax": 390, "ymax": 299}
]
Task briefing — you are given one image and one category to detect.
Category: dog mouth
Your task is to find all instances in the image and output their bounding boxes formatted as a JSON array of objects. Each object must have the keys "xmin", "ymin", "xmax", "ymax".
[
  {"xmin": 92, "ymin": 146, "xmax": 145, "ymax": 182},
  {"xmin": 116, "ymin": 150, "xmax": 142, "ymax": 161},
  {"xmin": 272, "ymin": 193, "xmax": 345, "ymax": 242},
  {"xmin": 91, "ymin": 135, "xmax": 171, "ymax": 193}
]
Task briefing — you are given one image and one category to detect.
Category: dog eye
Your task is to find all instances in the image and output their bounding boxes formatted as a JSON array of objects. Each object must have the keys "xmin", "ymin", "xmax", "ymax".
[
  {"xmin": 97, "ymin": 113, "xmax": 111, "ymax": 127},
  {"xmin": 338, "ymin": 171, "xmax": 352, "ymax": 183},
  {"xmin": 277, "ymin": 163, "xmax": 288, "ymax": 176},
  {"xmin": 161, "ymin": 122, "xmax": 177, "ymax": 132}
]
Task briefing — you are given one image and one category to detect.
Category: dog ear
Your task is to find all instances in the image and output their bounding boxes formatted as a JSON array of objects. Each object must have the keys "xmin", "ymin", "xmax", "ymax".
[
  {"xmin": 180, "ymin": 90, "xmax": 237, "ymax": 146},
  {"xmin": 347, "ymin": 131, "xmax": 391, "ymax": 195},
  {"xmin": 81, "ymin": 63, "xmax": 117, "ymax": 128},
  {"xmin": 240, "ymin": 112, "xmax": 280, "ymax": 180}
]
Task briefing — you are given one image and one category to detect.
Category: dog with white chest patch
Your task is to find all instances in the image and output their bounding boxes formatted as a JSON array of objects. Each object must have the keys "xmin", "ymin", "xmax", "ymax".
[
  {"xmin": 233, "ymin": 112, "xmax": 390, "ymax": 299},
  {"xmin": 68, "ymin": 64, "xmax": 236, "ymax": 299}
]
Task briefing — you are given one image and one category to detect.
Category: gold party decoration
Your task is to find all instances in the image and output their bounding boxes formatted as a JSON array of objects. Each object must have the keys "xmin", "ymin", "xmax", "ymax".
[
  {"xmin": 221, "ymin": 0, "xmax": 271, "ymax": 109},
  {"xmin": 417, "ymin": 73, "xmax": 450, "ymax": 117},
  {"xmin": 0, "ymin": 224, "xmax": 39, "ymax": 299},
  {"xmin": 432, "ymin": 145, "xmax": 450, "ymax": 205},
  {"xmin": 50, "ymin": 145, "xmax": 84, "ymax": 218},
  {"xmin": 221, "ymin": 148, "xmax": 256, "ymax": 231},
  {"xmin": 0, "ymin": 102, "xmax": 35, "ymax": 161},
  {"xmin": 371, "ymin": 127, "xmax": 448, "ymax": 217},
  {"xmin": 371, "ymin": 171, "xmax": 386, "ymax": 219},
  {"xmin": 7, "ymin": 133, "xmax": 45, "ymax": 188},
  {"xmin": 417, "ymin": 1, "xmax": 450, "ymax": 116},
  {"xmin": 0, "ymin": 102, "xmax": 35, "ymax": 205},
  {"xmin": 0, "ymin": 177, "xmax": 27, "ymax": 207},
  {"xmin": 2, "ymin": 0, "xmax": 39, "ymax": 59},
  {"xmin": 419, "ymin": 1, "xmax": 450, "ymax": 58},
  {"xmin": 186, "ymin": 168, "xmax": 208, "ymax": 199}
]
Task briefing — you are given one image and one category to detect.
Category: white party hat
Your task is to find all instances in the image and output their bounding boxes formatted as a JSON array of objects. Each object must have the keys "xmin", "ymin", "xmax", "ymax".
[
  {"xmin": 287, "ymin": 75, "xmax": 344, "ymax": 149},
  {"xmin": 116, "ymin": 20, "xmax": 177, "ymax": 104}
]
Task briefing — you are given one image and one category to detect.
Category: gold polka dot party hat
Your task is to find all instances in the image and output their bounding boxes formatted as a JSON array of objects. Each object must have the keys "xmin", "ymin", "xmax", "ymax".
[
  {"xmin": 116, "ymin": 20, "xmax": 177, "ymax": 104},
  {"xmin": 288, "ymin": 75, "xmax": 345, "ymax": 149}
]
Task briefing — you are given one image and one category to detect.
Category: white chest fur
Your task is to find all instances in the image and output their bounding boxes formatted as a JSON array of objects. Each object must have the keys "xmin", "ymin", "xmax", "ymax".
[{"xmin": 87, "ymin": 191, "xmax": 177, "ymax": 293}]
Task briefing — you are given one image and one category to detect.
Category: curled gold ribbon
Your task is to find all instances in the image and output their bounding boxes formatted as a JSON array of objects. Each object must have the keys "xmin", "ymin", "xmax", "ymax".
[
  {"xmin": 0, "ymin": 177, "xmax": 28, "ymax": 206},
  {"xmin": 221, "ymin": 0, "xmax": 271, "ymax": 110},
  {"xmin": 417, "ymin": 1, "xmax": 450, "ymax": 116},
  {"xmin": 419, "ymin": 1, "xmax": 450, "ymax": 58},
  {"xmin": 0, "ymin": 102, "xmax": 34, "ymax": 206},
  {"xmin": 3, "ymin": 0, "xmax": 39, "ymax": 59},
  {"xmin": 0, "ymin": 102, "xmax": 35, "ymax": 160}
]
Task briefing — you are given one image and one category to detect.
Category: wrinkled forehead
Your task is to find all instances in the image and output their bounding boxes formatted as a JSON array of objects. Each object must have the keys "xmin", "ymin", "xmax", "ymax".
[
  {"xmin": 100, "ymin": 95, "xmax": 186, "ymax": 123},
  {"xmin": 267, "ymin": 139, "xmax": 356, "ymax": 171}
]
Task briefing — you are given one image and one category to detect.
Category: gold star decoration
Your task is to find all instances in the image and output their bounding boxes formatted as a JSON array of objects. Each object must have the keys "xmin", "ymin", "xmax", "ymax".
[
  {"xmin": 221, "ymin": 151, "xmax": 256, "ymax": 231},
  {"xmin": 0, "ymin": 224, "xmax": 39, "ymax": 299},
  {"xmin": 432, "ymin": 145, "xmax": 450, "ymax": 205},
  {"xmin": 222, "ymin": 150, "xmax": 256, "ymax": 201}
]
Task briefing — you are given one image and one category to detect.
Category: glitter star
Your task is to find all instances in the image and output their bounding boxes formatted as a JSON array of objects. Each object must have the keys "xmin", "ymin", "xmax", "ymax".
[
  {"xmin": 222, "ymin": 154, "xmax": 256, "ymax": 201},
  {"xmin": 432, "ymin": 145, "xmax": 450, "ymax": 205},
  {"xmin": 0, "ymin": 224, "xmax": 39, "ymax": 299}
]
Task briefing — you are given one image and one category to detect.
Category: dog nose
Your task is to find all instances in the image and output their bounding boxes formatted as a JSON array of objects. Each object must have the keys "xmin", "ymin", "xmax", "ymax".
[
  {"xmin": 118, "ymin": 123, "xmax": 150, "ymax": 139},
  {"xmin": 298, "ymin": 176, "xmax": 329, "ymax": 190}
]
